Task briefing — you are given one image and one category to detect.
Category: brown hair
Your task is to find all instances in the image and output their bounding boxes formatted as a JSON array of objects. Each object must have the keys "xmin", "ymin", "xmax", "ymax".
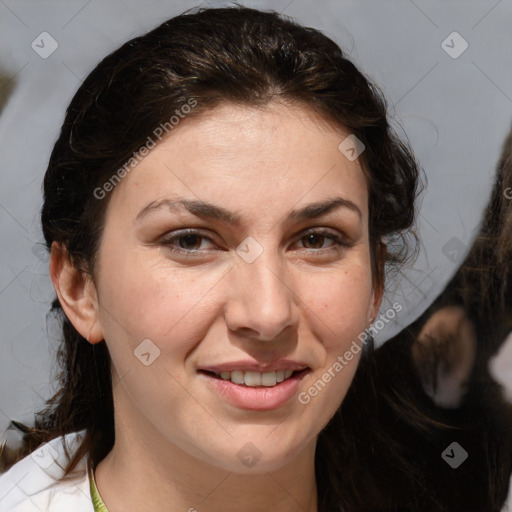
[
  {"xmin": 377, "ymin": 123, "xmax": 512, "ymax": 511},
  {"xmin": 409, "ymin": 124, "xmax": 512, "ymax": 371},
  {"xmin": 10, "ymin": 5, "xmax": 500, "ymax": 512}
]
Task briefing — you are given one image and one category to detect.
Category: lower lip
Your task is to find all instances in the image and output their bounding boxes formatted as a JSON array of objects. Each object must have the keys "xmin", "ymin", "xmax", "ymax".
[{"xmin": 198, "ymin": 369, "xmax": 310, "ymax": 411}]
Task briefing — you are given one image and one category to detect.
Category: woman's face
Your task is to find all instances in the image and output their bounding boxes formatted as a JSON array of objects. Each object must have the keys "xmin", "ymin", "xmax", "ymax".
[{"xmin": 89, "ymin": 101, "xmax": 382, "ymax": 472}]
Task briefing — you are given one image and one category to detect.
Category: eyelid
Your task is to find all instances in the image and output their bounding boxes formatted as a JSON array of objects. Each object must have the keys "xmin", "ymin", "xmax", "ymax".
[
  {"xmin": 159, "ymin": 226, "xmax": 353, "ymax": 255},
  {"xmin": 159, "ymin": 228, "xmax": 219, "ymax": 250},
  {"xmin": 292, "ymin": 227, "xmax": 354, "ymax": 249}
]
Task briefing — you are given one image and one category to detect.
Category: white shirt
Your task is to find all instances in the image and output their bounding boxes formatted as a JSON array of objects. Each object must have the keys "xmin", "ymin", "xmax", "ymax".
[
  {"xmin": 1, "ymin": 429, "xmax": 511, "ymax": 511},
  {"xmin": 0, "ymin": 429, "xmax": 94, "ymax": 512}
]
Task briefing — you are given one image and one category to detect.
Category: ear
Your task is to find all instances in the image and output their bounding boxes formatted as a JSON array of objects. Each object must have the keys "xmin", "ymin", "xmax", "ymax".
[
  {"xmin": 411, "ymin": 305, "xmax": 476, "ymax": 408},
  {"xmin": 49, "ymin": 242, "xmax": 104, "ymax": 344}
]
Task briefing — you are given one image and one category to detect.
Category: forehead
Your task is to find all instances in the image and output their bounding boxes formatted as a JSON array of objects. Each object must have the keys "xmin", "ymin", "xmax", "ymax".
[{"xmin": 105, "ymin": 101, "xmax": 368, "ymax": 223}]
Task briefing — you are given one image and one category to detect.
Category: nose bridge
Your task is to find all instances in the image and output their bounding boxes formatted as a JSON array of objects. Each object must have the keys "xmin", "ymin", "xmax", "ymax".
[{"xmin": 226, "ymin": 241, "xmax": 298, "ymax": 340}]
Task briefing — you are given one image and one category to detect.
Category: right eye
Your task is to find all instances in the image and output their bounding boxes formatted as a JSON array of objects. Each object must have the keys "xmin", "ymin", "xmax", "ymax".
[{"xmin": 160, "ymin": 229, "xmax": 219, "ymax": 255}]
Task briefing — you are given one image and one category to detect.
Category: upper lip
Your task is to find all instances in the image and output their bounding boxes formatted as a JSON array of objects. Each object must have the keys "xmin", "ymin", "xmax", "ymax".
[{"xmin": 198, "ymin": 359, "xmax": 310, "ymax": 374}]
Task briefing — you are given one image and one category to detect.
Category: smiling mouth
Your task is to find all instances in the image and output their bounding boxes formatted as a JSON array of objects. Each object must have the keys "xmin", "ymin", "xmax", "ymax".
[{"xmin": 198, "ymin": 368, "xmax": 309, "ymax": 387}]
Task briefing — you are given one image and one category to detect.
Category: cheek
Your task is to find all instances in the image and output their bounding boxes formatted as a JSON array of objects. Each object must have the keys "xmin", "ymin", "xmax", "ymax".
[
  {"xmin": 97, "ymin": 227, "xmax": 374, "ymax": 356},
  {"xmin": 304, "ymin": 263, "xmax": 373, "ymax": 347},
  {"xmin": 95, "ymin": 242, "xmax": 228, "ymax": 358}
]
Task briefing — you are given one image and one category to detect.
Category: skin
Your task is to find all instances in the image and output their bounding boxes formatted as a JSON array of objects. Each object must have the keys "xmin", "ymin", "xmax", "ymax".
[{"xmin": 51, "ymin": 101, "xmax": 383, "ymax": 512}]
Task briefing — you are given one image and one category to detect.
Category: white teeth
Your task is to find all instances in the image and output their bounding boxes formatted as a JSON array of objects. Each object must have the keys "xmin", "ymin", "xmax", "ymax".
[
  {"xmin": 231, "ymin": 371, "xmax": 245, "ymax": 385},
  {"xmin": 244, "ymin": 371, "xmax": 261, "ymax": 386},
  {"xmin": 212, "ymin": 369, "xmax": 300, "ymax": 387},
  {"xmin": 261, "ymin": 371, "xmax": 277, "ymax": 386}
]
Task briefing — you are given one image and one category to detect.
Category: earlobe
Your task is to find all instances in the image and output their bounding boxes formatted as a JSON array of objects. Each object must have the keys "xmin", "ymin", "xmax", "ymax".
[{"xmin": 49, "ymin": 242, "xmax": 104, "ymax": 344}]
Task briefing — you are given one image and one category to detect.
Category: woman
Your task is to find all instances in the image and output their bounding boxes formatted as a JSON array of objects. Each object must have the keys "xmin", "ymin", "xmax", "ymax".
[{"xmin": 0, "ymin": 5, "xmax": 507, "ymax": 511}]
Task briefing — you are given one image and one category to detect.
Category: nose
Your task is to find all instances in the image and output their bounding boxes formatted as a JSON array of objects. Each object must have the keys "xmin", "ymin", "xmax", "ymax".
[{"xmin": 224, "ymin": 248, "xmax": 300, "ymax": 342}]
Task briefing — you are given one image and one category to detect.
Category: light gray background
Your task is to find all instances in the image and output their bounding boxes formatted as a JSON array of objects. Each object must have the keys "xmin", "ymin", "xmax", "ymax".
[{"xmin": 1, "ymin": 0, "xmax": 511, "ymax": 436}]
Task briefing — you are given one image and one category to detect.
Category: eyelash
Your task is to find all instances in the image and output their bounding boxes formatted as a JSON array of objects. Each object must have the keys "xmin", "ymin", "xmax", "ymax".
[{"xmin": 159, "ymin": 228, "xmax": 352, "ymax": 256}]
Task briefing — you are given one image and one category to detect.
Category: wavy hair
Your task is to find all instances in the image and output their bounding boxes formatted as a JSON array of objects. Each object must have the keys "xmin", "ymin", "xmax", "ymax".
[{"xmin": 6, "ymin": 5, "xmax": 509, "ymax": 512}]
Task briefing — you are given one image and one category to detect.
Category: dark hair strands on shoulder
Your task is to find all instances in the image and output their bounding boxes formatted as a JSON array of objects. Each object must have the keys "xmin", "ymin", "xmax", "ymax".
[
  {"xmin": 9, "ymin": 5, "xmax": 510, "ymax": 511},
  {"xmin": 371, "ymin": 123, "xmax": 512, "ymax": 512}
]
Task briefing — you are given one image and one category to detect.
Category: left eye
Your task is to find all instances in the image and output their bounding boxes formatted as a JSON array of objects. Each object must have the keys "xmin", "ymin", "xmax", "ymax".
[{"xmin": 296, "ymin": 231, "xmax": 343, "ymax": 250}]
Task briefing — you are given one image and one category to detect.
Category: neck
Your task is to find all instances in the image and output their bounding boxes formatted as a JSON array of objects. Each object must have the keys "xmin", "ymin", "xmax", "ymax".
[{"xmin": 94, "ymin": 397, "xmax": 318, "ymax": 512}]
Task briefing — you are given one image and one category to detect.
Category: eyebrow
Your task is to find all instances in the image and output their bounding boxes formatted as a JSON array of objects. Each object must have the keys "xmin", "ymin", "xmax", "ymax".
[{"xmin": 135, "ymin": 196, "xmax": 362, "ymax": 225}]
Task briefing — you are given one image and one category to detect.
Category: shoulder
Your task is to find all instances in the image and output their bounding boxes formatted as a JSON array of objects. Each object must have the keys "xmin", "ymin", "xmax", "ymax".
[{"xmin": 0, "ymin": 429, "xmax": 94, "ymax": 512}]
